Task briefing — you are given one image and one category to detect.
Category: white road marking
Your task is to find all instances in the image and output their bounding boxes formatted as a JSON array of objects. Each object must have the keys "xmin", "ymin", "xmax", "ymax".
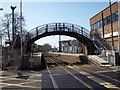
[
  {"xmin": 71, "ymin": 65, "xmax": 120, "ymax": 89},
  {"xmin": 80, "ymin": 66, "xmax": 120, "ymax": 83},
  {"xmin": 50, "ymin": 58, "xmax": 94, "ymax": 90},
  {"xmin": 45, "ymin": 61, "xmax": 58, "ymax": 89}
]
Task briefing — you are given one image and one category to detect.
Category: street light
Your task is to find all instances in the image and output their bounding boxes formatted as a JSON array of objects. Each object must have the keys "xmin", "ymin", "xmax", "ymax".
[
  {"xmin": 11, "ymin": 6, "xmax": 16, "ymax": 66},
  {"xmin": 0, "ymin": 7, "xmax": 3, "ymax": 69},
  {"xmin": 20, "ymin": 0, "xmax": 23, "ymax": 58},
  {"xmin": 11, "ymin": 6, "xmax": 16, "ymax": 47},
  {"xmin": 0, "ymin": 8, "xmax": 3, "ymax": 10}
]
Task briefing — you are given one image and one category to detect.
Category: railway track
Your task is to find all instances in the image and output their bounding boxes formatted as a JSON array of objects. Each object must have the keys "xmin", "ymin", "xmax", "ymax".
[
  {"xmin": 45, "ymin": 56, "xmax": 94, "ymax": 89},
  {"xmin": 42, "ymin": 56, "xmax": 120, "ymax": 89}
]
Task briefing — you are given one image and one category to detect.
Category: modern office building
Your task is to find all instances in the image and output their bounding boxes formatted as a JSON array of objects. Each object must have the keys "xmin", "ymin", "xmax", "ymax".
[{"xmin": 90, "ymin": 2, "xmax": 118, "ymax": 50}]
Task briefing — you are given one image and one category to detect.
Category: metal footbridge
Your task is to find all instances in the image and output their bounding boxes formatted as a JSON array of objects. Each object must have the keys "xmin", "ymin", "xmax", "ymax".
[{"xmin": 25, "ymin": 22, "xmax": 112, "ymax": 54}]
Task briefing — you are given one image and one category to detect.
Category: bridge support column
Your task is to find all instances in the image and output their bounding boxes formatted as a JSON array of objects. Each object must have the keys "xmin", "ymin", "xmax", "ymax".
[
  {"xmin": 87, "ymin": 43, "xmax": 95, "ymax": 55},
  {"xmin": 83, "ymin": 45, "xmax": 88, "ymax": 55}
]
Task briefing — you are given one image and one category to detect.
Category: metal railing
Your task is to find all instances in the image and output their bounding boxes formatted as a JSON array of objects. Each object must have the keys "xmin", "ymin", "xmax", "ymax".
[
  {"xmin": 27, "ymin": 22, "xmax": 91, "ymax": 40},
  {"xmin": 92, "ymin": 31, "xmax": 112, "ymax": 51}
]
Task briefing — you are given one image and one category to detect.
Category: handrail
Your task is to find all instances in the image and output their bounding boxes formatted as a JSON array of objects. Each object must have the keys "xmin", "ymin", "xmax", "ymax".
[{"xmin": 27, "ymin": 22, "xmax": 91, "ymax": 40}]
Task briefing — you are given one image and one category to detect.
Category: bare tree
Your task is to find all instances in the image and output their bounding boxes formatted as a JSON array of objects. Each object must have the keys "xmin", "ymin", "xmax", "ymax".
[
  {"xmin": 42, "ymin": 43, "xmax": 51, "ymax": 53},
  {"xmin": 2, "ymin": 13, "xmax": 12, "ymax": 45},
  {"xmin": 2, "ymin": 12, "xmax": 26, "ymax": 47}
]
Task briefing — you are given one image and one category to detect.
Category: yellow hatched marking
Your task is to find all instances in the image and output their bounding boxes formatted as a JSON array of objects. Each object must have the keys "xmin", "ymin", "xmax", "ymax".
[
  {"xmin": 1, "ymin": 78, "xmax": 26, "ymax": 82},
  {"xmin": 19, "ymin": 80, "xmax": 42, "ymax": 85},
  {"xmin": 100, "ymin": 82, "xmax": 120, "ymax": 89},
  {"xmin": 52, "ymin": 74, "xmax": 61, "ymax": 76},
  {"xmin": 2, "ymin": 83, "xmax": 24, "ymax": 87},
  {"xmin": 0, "ymin": 77, "xmax": 7, "ymax": 78},
  {"xmin": 0, "ymin": 83, "xmax": 8, "ymax": 87},
  {"xmin": 79, "ymin": 71, "xmax": 90, "ymax": 75},
  {"xmin": 106, "ymin": 85, "xmax": 119, "ymax": 88},
  {"xmin": 30, "ymin": 74, "xmax": 42, "ymax": 77},
  {"xmin": 87, "ymin": 76, "xmax": 94, "ymax": 78},
  {"xmin": 73, "ymin": 65, "xmax": 120, "ymax": 89},
  {"xmin": 8, "ymin": 77, "xmax": 26, "ymax": 81},
  {"xmin": 96, "ymin": 70, "xmax": 120, "ymax": 73},
  {"xmin": 2, "ymin": 82, "xmax": 41, "ymax": 89}
]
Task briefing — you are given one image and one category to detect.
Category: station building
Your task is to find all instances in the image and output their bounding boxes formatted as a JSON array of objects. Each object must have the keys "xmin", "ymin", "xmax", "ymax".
[{"xmin": 90, "ymin": 2, "xmax": 118, "ymax": 50}]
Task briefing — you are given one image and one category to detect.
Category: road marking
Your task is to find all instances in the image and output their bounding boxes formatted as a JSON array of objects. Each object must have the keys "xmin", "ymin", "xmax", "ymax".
[
  {"xmin": 71, "ymin": 65, "xmax": 120, "ymax": 89},
  {"xmin": 85, "ymin": 67, "xmax": 120, "ymax": 83},
  {"xmin": 64, "ymin": 68, "xmax": 94, "ymax": 90},
  {"xmin": 52, "ymin": 73, "xmax": 61, "ymax": 76},
  {"xmin": 46, "ymin": 61, "xmax": 58, "ymax": 89},
  {"xmin": 2, "ymin": 82, "xmax": 41, "ymax": 89},
  {"xmin": 51, "ymin": 59, "xmax": 94, "ymax": 90},
  {"xmin": 96, "ymin": 69, "xmax": 120, "ymax": 73},
  {"xmin": 100, "ymin": 82, "xmax": 119, "ymax": 88},
  {"xmin": 19, "ymin": 80, "xmax": 41, "ymax": 85},
  {"xmin": 1, "ymin": 72, "xmax": 42, "ymax": 89}
]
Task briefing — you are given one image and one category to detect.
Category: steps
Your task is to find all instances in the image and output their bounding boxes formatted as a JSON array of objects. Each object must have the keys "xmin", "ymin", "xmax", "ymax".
[{"xmin": 88, "ymin": 55, "xmax": 111, "ymax": 67}]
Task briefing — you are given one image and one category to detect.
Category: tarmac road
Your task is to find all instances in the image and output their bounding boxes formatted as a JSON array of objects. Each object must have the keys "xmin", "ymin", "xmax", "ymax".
[{"xmin": 1, "ymin": 54, "xmax": 120, "ymax": 90}]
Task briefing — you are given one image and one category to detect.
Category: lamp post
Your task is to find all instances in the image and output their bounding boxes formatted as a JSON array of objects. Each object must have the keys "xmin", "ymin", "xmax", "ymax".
[
  {"xmin": 11, "ymin": 6, "xmax": 16, "ymax": 50},
  {"xmin": 0, "ymin": 8, "xmax": 3, "ymax": 69},
  {"xmin": 11, "ymin": 6, "xmax": 16, "ymax": 65},
  {"xmin": 20, "ymin": 0, "xmax": 23, "ymax": 58}
]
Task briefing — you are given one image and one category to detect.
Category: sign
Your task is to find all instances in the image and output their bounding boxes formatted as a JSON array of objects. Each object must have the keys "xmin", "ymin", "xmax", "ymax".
[{"xmin": 106, "ymin": 51, "xmax": 111, "ymax": 56}]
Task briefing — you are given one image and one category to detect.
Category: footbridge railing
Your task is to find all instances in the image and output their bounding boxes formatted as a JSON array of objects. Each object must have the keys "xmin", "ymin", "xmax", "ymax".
[{"xmin": 27, "ymin": 22, "xmax": 91, "ymax": 41}]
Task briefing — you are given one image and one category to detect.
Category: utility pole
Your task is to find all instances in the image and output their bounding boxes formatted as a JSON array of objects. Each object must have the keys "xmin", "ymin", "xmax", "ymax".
[
  {"xmin": 109, "ymin": 0, "xmax": 114, "ymax": 50},
  {"xmin": 118, "ymin": 0, "xmax": 120, "ymax": 55},
  {"xmin": 20, "ymin": 0, "xmax": 23, "ymax": 57},
  {"xmin": 101, "ymin": 12, "xmax": 104, "ymax": 38}
]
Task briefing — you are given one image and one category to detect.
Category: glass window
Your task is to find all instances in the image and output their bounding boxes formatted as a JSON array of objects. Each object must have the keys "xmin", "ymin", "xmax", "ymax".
[
  {"xmin": 93, "ymin": 24, "xmax": 95, "ymax": 30},
  {"xmin": 112, "ymin": 12, "xmax": 118, "ymax": 22},
  {"xmin": 95, "ymin": 23, "xmax": 97, "ymax": 29},
  {"xmin": 100, "ymin": 20, "xmax": 102, "ymax": 28},
  {"xmin": 91, "ymin": 25, "xmax": 93, "ymax": 30},
  {"xmin": 97, "ymin": 22, "xmax": 99, "ymax": 28},
  {"xmin": 104, "ymin": 18, "xmax": 107, "ymax": 26},
  {"xmin": 112, "ymin": 13, "xmax": 116, "ymax": 22},
  {"xmin": 107, "ymin": 16, "xmax": 111, "ymax": 24},
  {"xmin": 115, "ymin": 12, "xmax": 118, "ymax": 21},
  {"xmin": 97, "ymin": 20, "xmax": 102, "ymax": 28},
  {"xmin": 92, "ymin": 24, "xmax": 94, "ymax": 30}
]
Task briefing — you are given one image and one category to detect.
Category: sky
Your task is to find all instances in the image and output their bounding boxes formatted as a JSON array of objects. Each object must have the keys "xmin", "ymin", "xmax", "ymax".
[{"xmin": 1, "ymin": 1, "xmax": 115, "ymax": 48}]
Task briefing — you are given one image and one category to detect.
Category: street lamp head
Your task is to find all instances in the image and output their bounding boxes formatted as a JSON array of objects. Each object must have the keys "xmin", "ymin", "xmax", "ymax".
[
  {"xmin": 0, "ymin": 8, "xmax": 3, "ymax": 10},
  {"xmin": 10, "ymin": 6, "xmax": 16, "ymax": 10}
]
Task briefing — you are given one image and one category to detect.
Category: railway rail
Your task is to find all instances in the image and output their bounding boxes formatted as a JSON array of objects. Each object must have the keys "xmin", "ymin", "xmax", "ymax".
[{"xmin": 42, "ymin": 56, "xmax": 120, "ymax": 89}]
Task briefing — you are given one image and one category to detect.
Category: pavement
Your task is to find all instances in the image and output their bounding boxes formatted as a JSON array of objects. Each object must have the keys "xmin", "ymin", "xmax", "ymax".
[
  {"xmin": 0, "ymin": 66, "xmax": 120, "ymax": 90},
  {"xmin": 0, "ymin": 70, "xmax": 42, "ymax": 90}
]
